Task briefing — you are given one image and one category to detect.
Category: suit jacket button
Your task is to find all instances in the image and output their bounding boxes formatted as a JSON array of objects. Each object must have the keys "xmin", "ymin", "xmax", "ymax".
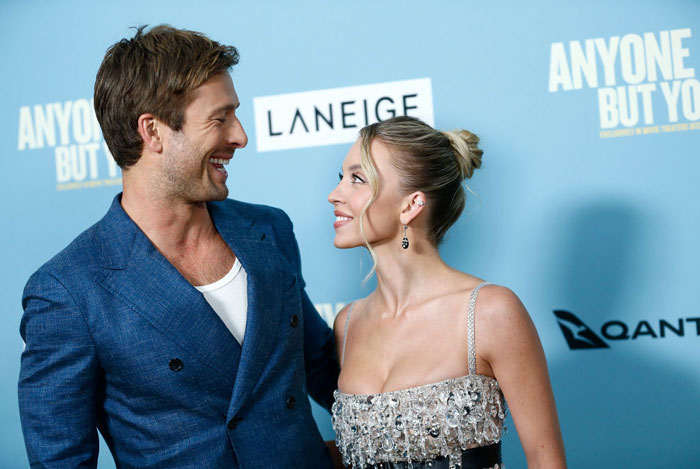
[
  {"xmin": 169, "ymin": 358, "xmax": 183, "ymax": 372},
  {"xmin": 286, "ymin": 396, "xmax": 296, "ymax": 409},
  {"xmin": 290, "ymin": 314, "xmax": 299, "ymax": 327}
]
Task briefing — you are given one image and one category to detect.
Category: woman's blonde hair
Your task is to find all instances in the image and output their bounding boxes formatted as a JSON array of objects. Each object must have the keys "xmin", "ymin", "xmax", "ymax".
[{"xmin": 357, "ymin": 116, "xmax": 483, "ymax": 280}]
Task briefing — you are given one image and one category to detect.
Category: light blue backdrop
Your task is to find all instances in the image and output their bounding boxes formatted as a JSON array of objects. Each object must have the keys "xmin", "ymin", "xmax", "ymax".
[{"xmin": 2, "ymin": 1, "xmax": 699, "ymax": 468}]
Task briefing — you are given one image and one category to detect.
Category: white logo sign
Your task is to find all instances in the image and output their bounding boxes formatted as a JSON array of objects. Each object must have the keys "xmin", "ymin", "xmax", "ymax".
[
  {"xmin": 16, "ymin": 99, "xmax": 121, "ymax": 190},
  {"xmin": 253, "ymin": 78, "xmax": 434, "ymax": 152},
  {"xmin": 548, "ymin": 28, "xmax": 700, "ymax": 138}
]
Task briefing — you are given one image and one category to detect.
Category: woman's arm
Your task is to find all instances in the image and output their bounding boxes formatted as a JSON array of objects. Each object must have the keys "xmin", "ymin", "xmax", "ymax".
[{"xmin": 477, "ymin": 286, "xmax": 567, "ymax": 469}]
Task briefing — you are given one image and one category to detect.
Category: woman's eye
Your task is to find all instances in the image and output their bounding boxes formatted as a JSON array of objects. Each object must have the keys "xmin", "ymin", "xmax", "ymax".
[{"xmin": 337, "ymin": 171, "xmax": 365, "ymax": 184}]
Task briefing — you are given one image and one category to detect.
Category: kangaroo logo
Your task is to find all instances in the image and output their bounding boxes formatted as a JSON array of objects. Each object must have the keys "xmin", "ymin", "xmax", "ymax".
[{"xmin": 553, "ymin": 310, "xmax": 609, "ymax": 349}]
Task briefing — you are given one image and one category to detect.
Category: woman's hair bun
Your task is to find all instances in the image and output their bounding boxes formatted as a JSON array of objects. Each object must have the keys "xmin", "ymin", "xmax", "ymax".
[{"xmin": 441, "ymin": 129, "xmax": 483, "ymax": 179}]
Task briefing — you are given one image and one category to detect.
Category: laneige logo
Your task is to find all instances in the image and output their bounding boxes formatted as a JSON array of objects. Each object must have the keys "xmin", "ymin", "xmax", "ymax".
[{"xmin": 253, "ymin": 78, "xmax": 434, "ymax": 152}]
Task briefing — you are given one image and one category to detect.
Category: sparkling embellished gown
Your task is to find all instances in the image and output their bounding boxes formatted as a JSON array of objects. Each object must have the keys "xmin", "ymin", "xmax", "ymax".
[{"xmin": 331, "ymin": 282, "xmax": 507, "ymax": 469}]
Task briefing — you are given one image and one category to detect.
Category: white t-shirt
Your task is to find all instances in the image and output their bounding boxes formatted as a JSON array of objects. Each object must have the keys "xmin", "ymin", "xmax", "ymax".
[{"xmin": 194, "ymin": 258, "xmax": 248, "ymax": 344}]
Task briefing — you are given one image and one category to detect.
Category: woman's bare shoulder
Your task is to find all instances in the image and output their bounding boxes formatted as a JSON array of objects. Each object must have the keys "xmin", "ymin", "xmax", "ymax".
[
  {"xmin": 475, "ymin": 284, "xmax": 541, "ymax": 360},
  {"xmin": 477, "ymin": 284, "xmax": 526, "ymax": 316},
  {"xmin": 333, "ymin": 302, "xmax": 353, "ymax": 333},
  {"xmin": 332, "ymin": 297, "xmax": 369, "ymax": 335}
]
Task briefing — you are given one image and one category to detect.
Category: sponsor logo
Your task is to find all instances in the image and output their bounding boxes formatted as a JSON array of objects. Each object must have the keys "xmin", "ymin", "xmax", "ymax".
[
  {"xmin": 554, "ymin": 310, "xmax": 609, "ymax": 349},
  {"xmin": 554, "ymin": 310, "xmax": 700, "ymax": 350},
  {"xmin": 548, "ymin": 28, "xmax": 700, "ymax": 138},
  {"xmin": 16, "ymin": 99, "xmax": 121, "ymax": 191},
  {"xmin": 253, "ymin": 78, "xmax": 434, "ymax": 152}
]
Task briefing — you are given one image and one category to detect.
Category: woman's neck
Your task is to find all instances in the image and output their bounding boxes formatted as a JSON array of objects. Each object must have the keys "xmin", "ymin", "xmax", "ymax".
[{"xmin": 370, "ymin": 239, "xmax": 455, "ymax": 315}]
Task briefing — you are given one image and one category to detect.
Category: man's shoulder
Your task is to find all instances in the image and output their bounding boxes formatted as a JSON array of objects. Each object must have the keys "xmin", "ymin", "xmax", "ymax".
[
  {"xmin": 34, "ymin": 219, "xmax": 104, "ymax": 279},
  {"xmin": 210, "ymin": 198, "xmax": 291, "ymax": 227},
  {"xmin": 30, "ymin": 201, "xmax": 121, "ymax": 284}
]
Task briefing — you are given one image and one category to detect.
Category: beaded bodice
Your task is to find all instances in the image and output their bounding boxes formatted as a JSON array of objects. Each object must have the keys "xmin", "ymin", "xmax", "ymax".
[{"xmin": 331, "ymin": 282, "xmax": 506, "ymax": 469}]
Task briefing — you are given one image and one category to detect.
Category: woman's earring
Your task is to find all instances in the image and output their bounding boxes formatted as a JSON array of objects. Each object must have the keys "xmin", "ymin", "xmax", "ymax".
[{"xmin": 401, "ymin": 224, "xmax": 409, "ymax": 249}]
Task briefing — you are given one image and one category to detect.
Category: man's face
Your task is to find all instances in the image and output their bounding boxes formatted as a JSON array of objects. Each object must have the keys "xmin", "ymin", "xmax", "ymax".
[{"xmin": 158, "ymin": 72, "xmax": 247, "ymax": 204}]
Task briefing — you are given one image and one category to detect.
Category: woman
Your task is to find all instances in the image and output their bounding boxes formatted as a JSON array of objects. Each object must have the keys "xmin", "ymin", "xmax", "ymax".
[{"xmin": 328, "ymin": 116, "xmax": 566, "ymax": 469}]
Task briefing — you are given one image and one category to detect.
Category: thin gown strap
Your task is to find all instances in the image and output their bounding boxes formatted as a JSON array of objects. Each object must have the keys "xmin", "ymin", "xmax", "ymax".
[
  {"xmin": 341, "ymin": 301, "xmax": 356, "ymax": 367},
  {"xmin": 467, "ymin": 281, "xmax": 490, "ymax": 375}
]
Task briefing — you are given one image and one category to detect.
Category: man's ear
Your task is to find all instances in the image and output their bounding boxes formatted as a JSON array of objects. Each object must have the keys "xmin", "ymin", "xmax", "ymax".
[
  {"xmin": 399, "ymin": 192, "xmax": 427, "ymax": 226},
  {"xmin": 137, "ymin": 113, "xmax": 163, "ymax": 153}
]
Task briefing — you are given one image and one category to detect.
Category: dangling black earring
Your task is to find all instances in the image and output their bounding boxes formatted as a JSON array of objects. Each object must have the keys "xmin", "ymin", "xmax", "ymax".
[{"xmin": 401, "ymin": 224, "xmax": 409, "ymax": 249}]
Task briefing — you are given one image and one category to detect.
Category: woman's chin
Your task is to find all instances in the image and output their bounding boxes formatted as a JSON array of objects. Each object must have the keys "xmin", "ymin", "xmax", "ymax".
[
  {"xmin": 333, "ymin": 238, "xmax": 358, "ymax": 249},
  {"xmin": 333, "ymin": 240, "xmax": 348, "ymax": 249}
]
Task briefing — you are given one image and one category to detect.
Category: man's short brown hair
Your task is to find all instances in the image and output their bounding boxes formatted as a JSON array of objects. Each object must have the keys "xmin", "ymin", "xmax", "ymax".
[{"xmin": 94, "ymin": 25, "xmax": 239, "ymax": 168}]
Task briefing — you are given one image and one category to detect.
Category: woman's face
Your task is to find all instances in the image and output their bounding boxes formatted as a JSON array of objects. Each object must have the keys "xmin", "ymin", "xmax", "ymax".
[{"xmin": 328, "ymin": 138, "xmax": 405, "ymax": 249}]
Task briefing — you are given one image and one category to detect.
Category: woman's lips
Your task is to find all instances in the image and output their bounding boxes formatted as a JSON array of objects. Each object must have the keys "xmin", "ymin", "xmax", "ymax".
[{"xmin": 334, "ymin": 212, "xmax": 353, "ymax": 229}]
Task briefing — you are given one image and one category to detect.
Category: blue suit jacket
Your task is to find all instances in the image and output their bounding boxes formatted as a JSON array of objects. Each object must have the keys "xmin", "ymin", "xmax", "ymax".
[{"xmin": 19, "ymin": 195, "xmax": 339, "ymax": 468}]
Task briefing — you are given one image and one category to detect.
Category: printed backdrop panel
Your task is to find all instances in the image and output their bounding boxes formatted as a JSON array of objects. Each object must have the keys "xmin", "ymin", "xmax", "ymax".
[{"xmin": 1, "ymin": 1, "xmax": 698, "ymax": 468}]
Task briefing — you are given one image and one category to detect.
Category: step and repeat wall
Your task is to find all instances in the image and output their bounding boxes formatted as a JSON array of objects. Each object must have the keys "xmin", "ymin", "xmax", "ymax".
[{"xmin": 1, "ymin": 1, "xmax": 699, "ymax": 467}]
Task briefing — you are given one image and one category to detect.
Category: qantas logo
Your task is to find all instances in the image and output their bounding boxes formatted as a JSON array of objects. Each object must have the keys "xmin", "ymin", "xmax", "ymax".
[
  {"xmin": 554, "ymin": 310, "xmax": 609, "ymax": 349},
  {"xmin": 553, "ymin": 310, "xmax": 699, "ymax": 350}
]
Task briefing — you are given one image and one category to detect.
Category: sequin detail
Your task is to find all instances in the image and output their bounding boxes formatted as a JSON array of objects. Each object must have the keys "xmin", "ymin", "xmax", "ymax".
[{"xmin": 332, "ymin": 375, "xmax": 507, "ymax": 469}]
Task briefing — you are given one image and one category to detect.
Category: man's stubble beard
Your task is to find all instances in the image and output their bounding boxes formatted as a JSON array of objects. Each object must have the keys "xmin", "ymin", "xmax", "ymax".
[{"xmin": 160, "ymin": 132, "xmax": 229, "ymax": 204}]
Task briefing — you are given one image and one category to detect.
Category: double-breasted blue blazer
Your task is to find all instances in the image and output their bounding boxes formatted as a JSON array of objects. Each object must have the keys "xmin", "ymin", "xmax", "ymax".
[{"xmin": 19, "ymin": 195, "xmax": 339, "ymax": 468}]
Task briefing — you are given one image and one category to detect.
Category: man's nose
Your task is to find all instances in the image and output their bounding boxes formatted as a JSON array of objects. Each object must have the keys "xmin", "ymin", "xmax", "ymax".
[{"xmin": 228, "ymin": 117, "xmax": 248, "ymax": 148}]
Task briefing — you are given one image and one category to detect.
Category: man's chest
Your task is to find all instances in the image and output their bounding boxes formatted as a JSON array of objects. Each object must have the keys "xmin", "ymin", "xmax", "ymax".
[{"xmin": 166, "ymin": 235, "xmax": 237, "ymax": 286}]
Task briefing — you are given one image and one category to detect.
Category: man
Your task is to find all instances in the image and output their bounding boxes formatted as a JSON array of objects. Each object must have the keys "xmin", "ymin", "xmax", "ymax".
[{"xmin": 19, "ymin": 25, "xmax": 339, "ymax": 468}]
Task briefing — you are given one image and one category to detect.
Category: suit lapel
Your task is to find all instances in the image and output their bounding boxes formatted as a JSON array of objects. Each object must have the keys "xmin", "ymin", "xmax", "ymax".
[
  {"xmin": 95, "ymin": 196, "xmax": 287, "ymax": 410},
  {"xmin": 208, "ymin": 202, "xmax": 286, "ymax": 416},
  {"xmin": 96, "ymin": 196, "xmax": 242, "ymax": 380}
]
